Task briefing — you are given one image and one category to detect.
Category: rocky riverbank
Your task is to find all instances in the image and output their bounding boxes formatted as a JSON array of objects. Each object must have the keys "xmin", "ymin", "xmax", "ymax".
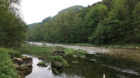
[{"xmin": 12, "ymin": 56, "xmax": 32, "ymax": 78}]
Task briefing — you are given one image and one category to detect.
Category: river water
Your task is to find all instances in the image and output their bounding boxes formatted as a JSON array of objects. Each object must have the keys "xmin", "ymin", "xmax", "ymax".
[
  {"xmin": 23, "ymin": 42, "xmax": 140, "ymax": 78},
  {"xmin": 23, "ymin": 53, "xmax": 140, "ymax": 78}
]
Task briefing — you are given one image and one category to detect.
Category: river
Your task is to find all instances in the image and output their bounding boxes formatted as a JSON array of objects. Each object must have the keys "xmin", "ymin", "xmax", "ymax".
[
  {"xmin": 22, "ymin": 42, "xmax": 140, "ymax": 78},
  {"xmin": 23, "ymin": 53, "xmax": 140, "ymax": 78}
]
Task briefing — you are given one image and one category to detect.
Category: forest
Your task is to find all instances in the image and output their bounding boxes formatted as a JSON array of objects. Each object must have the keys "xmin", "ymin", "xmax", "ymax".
[{"xmin": 28, "ymin": 0, "xmax": 140, "ymax": 45}]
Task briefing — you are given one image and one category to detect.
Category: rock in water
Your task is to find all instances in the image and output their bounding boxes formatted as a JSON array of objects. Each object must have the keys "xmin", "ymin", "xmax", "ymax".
[
  {"xmin": 51, "ymin": 61, "xmax": 63, "ymax": 69},
  {"xmin": 37, "ymin": 62, "xmax": 47, "ymax": 67}
]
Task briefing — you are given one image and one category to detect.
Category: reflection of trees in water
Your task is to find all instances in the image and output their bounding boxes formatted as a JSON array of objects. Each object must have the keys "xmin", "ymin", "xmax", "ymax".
[
  {"xmin": 21, "ymin": 54, "xmax": 140, "ymax": 78},
  {"xmin": 61, "ymin": 54, "xmax": 140, "ymax": 78},
  {"xmin": 51, "ymin": 67, "xmax": 63, "ymax": 75},
  {"xmin": 62, "ymin": 57, "xmax": 106, "ymax": 78}
]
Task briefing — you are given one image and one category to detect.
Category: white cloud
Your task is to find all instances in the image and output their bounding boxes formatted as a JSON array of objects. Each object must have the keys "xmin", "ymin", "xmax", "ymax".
[{"xmin": 20, "ymin": 0, "xmax": 102, "ymax": 24}]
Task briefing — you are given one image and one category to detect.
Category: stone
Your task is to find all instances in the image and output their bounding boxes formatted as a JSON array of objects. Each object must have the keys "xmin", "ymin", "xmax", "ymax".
[
  {"xmin": 13, "ymin": 57, "xmax": 23, "ymax": 65},
  {"xmin": 37, "ymin": 62, "xmax": 47, "ymax": 67},
  {"xmin": 51, "ymin": 61, "xmax": 63, "ymax": 69},
  {"xmin": 13, "ymin": 56, "xmax": 32, "ymax": 70}
]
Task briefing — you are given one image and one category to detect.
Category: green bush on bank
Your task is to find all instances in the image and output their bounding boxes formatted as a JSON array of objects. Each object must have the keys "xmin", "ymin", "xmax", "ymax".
[
  {"xmin": 0, "ymin": 48, "xmax": 19, "ymax": 78},
  {"xmin": 2, "ymin": 48, "xmax": 21, "ymax": 58}
]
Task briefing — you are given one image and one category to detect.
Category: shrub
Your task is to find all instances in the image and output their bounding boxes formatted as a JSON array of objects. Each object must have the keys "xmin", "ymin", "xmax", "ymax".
[
  {"xmin": 50, "ymin": 56, "xmax": 69, "ymax": 67},
  {"xmin": 0, "ymin": 48, "xmax": 19, "ymax": 78}
]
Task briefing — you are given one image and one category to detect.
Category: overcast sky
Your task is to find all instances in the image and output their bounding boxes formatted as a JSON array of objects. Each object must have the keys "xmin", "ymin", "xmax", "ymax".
[{"xmin": 20, "ymin": 0, "xmax": 102, "ymax": 24}]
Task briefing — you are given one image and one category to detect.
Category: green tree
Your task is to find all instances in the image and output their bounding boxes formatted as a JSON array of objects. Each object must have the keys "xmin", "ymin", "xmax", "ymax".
[
  {"xmin": 27, "ymin": 24, "xmax": 43, "ymax": 41},
  {"xmin": 133, "ymin": 2, "xmax": 140, "ymax": 43},
  {"xmin": 27, "ymin": 0, "xmax": 140, "ymax": 45},
  {"xmin": 0, "ymin": 0, "xmax": 27, "ymax": 48},
  {"xmin": 86, "ymin": 4, "xmax": 108, "ymax": 42}
]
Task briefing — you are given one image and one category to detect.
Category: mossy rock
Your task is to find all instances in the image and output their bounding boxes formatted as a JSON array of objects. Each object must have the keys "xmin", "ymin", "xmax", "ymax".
[
  {"xmin": 51, "ymin": 61, "xmax": 63, "ymax": 69},
  {"xmin": 37, "ymin": 62, "xmax": 47, "ymax": 67},
  {"xmin": 50, "ymin": 56, "xmax": 69, "ymax": 67}
]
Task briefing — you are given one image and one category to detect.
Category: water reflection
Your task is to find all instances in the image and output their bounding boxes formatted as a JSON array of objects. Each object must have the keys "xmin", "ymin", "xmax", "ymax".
[
  {"xmin": 25, "ymin": 56, "xmax": 56, "ymax": 78},
  {"xmin": 24, "ymin": 54, "xmax": 140, "ymax": 78}
]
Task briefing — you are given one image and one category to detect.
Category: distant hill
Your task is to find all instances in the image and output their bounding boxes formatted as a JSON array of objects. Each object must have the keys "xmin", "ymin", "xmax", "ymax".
[
  {"xmin": 28, "ymin": 5, "xmax": 84, "ymax": 27},
  {"xmin": 58, "ymin": 5, "xmax": 84, "ymax": 14},
  {"xmin": 42, "ymin": 17, "xmax": 52, "ymax": 23}
]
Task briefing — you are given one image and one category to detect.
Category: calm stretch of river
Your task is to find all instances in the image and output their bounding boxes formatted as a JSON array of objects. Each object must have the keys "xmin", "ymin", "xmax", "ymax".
[{"xmin": 23, "ymin": 42, "xmax": 140, "ymax": 78}]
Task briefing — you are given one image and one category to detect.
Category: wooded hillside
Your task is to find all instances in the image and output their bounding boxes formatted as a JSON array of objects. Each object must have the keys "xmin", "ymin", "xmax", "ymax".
[{"xmin": 27, "ymin": 0, "xmax": 140, "ymax": 45}]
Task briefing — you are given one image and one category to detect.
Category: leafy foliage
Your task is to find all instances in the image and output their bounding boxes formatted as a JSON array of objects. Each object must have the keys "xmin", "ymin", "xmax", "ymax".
[
  {"xmin": 27, "ymin": 0, "xmax": 140, "ymax": 45},
  {"xmin": 0, "ymin": 48, "xmax": 19, "ymax": 78},
  {"xmin": 133, "ymin": 2, "xmax": 140, "ymax": 43},
  {"xmin": 0, "ymin": 0, "xmax": 27, "ymax": 48}
]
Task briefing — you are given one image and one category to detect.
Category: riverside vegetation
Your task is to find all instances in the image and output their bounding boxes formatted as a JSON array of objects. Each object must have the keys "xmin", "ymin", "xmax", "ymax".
[
  {"xmin": 0, "ymin": 48, "xmax": 33, "ymax": 78},
  {"xmin": 0, "ymin": 48, "xmax": 19, "ymax": 78},
  {"xmin": 20, "ymin": 44, "xmax": 86, "ymax": 67},
  {"xmin": 20, "ymin": 44, "xmax": 140, "ymax": 78}
]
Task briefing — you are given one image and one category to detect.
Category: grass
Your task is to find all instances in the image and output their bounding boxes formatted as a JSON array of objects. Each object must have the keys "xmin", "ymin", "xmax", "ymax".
[
  {"xmin": 64, "ymin": 48, "xmax": 86, "ymax": 58},
  {"xmin": 19, "ymin": 44, "xmax": 86, "ymax": 67},
  {"xmin": 19, "ymin": 44, "xmax": 53, "ymax": 53},
  {"xmin": 0, "ymin": 48, "xmax": 19, "ymax": 78},
  {"xmin": 20, "ymin": 44, "xmax": 86, "ymax": 56}
]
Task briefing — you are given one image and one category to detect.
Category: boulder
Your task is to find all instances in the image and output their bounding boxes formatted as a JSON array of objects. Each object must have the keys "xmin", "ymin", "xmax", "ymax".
[
  {"xmin": 22, "ymin": 56, "xmax": 32, "ymax": 63},
  {"xmin": 13, "ymin": 57, "xmax": 23, "ymax": 65},
  {"xmin": 51, "ymin": 61, "xmax": 63, "ymax": 69},
  {"xmin": 13, "ymin": 56, "xmax": 32, "ymax": 77},
  {"xmin": 37, "ymin": 62, "xmax": 47, "ymax": 67},
  {"xmin": 13, "ymin": 56, "xmax": 32, "ymax": 70}
]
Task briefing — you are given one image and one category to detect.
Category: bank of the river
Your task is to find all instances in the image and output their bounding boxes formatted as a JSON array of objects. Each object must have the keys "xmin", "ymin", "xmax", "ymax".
[
  {"xmin": 19, "ymin": 44, "xmax": 86, "ymax": 68},
  {"xmin": 17, "ymin": 43, "xmax": 140, "ymax": 78},
  {"xmin": 105, "ymin": 48, "xmax": 140, "ymax": 63},
  {"xmin": 0, "ymin": 48, "xmax": 35, "ymax": 78},
  {"xmin": 1, "ymin": 42, "xmax": 138, "ymax": 78},
  {"xmin": 28, "ymin": 42, "xmax": 140, "ymax": 63},
  {"xmin": 22, "ymin": 52, "xmax": 140, "ymax": 78},
  {"xmin": 37, "ymin": 42, "xmax": 140, "ymax": 49},
  {"xmin": 0, "ymin": 48, "xmax": 20, "ymax": 78}
]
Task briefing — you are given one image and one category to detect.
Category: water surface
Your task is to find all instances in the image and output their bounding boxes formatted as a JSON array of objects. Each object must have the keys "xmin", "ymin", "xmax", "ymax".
[{"xmin": 23, "ymin": 54, "xmax": 140, "ymax": 78}]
